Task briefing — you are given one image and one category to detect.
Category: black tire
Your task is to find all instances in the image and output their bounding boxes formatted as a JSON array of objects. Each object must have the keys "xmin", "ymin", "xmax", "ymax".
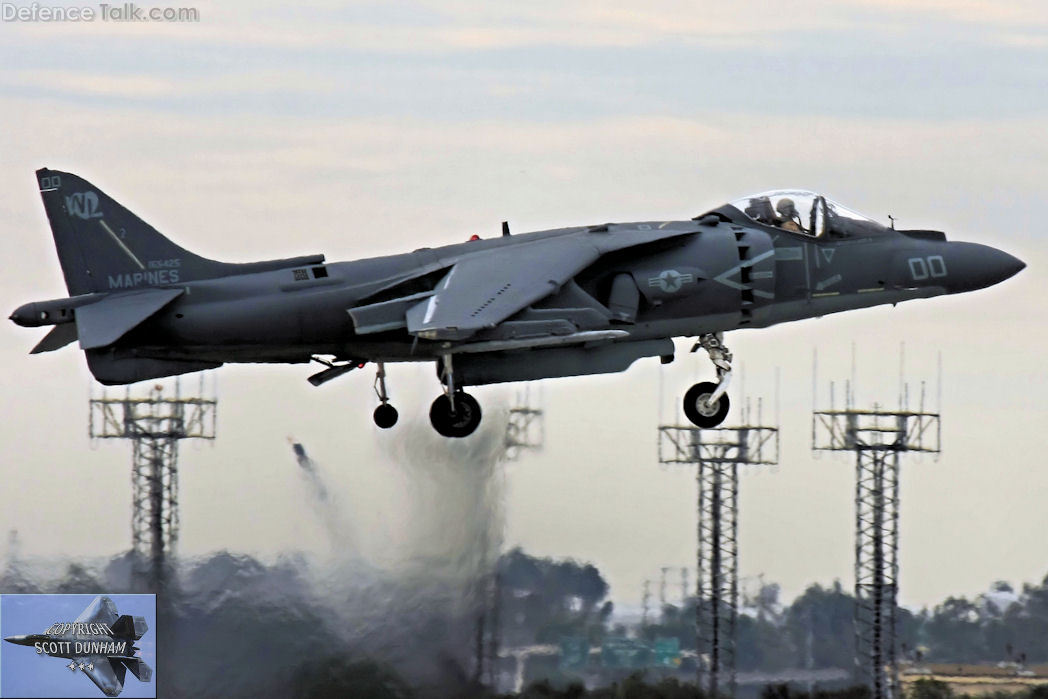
[
  {"xmin": 373, "ymin": 403, "xmax": 399, "ymax": 429},
  {"xmin": 429, "ymin": 392, "xmax": 482, "ymax": 438},
  {"xmin": 683, "ymin": 381, "xmax": 730, "ymax": 428}
]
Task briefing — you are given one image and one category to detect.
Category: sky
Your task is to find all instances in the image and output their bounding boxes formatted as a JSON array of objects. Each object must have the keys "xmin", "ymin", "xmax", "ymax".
[
  {"xmin": 1, "ymin": 594, "xmax": 156, "ymax": 698},
  {"xmin": 0, "ymin": 0, "xmax": 1046, "ymax": 616}
]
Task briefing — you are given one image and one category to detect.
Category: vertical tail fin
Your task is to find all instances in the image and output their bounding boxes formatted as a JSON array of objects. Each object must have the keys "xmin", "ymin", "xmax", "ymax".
[
  {"xmin": 37, "ymin": 168, "xmax": 227, "ymax": 295},
  {"xmin": 109, "ymin": 614, "xmax": 148, "ymax": 640},
  {"xmin": 36, "ymin": 168, "xmax": 326, "ymax": 295}
]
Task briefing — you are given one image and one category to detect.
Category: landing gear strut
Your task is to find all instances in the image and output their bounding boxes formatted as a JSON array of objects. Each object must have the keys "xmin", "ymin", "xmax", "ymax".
[
  {"xmin": 683, "ymin": 333, "xmax": 733, "ymax": 428},
  {"xmin": 430, "ymin": 353, "xmax": 482, "ymax": 438},
  {"xmin": 372, "ymin": 362, "xmax": 398, "ymax": 429}
]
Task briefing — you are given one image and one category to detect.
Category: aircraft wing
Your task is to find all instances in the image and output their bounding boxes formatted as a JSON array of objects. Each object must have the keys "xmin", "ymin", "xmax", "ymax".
[
  {"xmin": 403, "ymin": 225, "xmax": 694, "ymax": 341},
  {"xmin": 406, "ymin": 236, "xmax": 597, "ymax": 340},
  {"xmin": 75, "ymin": 596, "xmax": 120, "ymax": 627},
  {"xmin": 81, "ymin": 656, "xmax": 126, "ymax": 697}
]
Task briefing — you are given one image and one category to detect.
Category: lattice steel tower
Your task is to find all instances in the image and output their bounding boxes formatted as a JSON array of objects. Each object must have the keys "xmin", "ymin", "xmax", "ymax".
[
  {"xmin": 813, "ymin": 400, "xmax": 939, "ymax": 699},
  {"xmin": 658, "ymin": 422, "xmax": 778, "ymax": 697},
  {"xmin": 89, "ymin": 380, "xmax": 216, "ymax": 589},
  {"xmin": 475, "ymin": 383, "xmax": 545, "ymax": 689},
  {"xmin": 504, "ymin": 382, "xmax": 544, "ymax": 462}
]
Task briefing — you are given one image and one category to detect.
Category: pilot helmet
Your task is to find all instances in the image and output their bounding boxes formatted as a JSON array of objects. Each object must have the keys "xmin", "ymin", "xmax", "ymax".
[{"xmin": 776, "ymin": 198, "xmax": 796, "ymax": 217}]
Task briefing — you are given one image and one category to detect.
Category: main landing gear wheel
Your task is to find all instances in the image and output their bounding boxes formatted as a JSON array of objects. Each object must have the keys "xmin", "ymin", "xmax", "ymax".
[
  {"xmin": 683, "ymin": 381, "xmax": 730, "ymax": 428},
  {"xmin": 372, "ymin": 362, "xmax": 398, "ymax": 429},
  {"xmin": 429, "ymin": 392, "xmax": 482, "ymax": 438},
  {"xmin": 373, "ymin": 403, "xmax": 399, "ymax": 429}
]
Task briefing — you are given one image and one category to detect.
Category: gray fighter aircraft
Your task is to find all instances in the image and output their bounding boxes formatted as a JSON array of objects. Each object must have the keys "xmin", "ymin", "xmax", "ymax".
[
  {"xmin": 11, "ymin": 170, "xmax": 1024, "ymax": 437},
  {"xmin": 3, "ymin": 595, "xmax": 152, "ymax": 697}
]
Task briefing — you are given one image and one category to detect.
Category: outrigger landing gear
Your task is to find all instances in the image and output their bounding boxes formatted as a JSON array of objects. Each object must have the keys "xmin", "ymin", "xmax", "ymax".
[
  {"xmin": 372, "ymin": 362, "xmax": 399, "ymax": 429},
  {"xmin": 430, "ymin": 353, "xmax": 482, "ymax": 438},
  {"xmin": 683, "ymin": 333, "xmax": 733, "ymax": 428}
]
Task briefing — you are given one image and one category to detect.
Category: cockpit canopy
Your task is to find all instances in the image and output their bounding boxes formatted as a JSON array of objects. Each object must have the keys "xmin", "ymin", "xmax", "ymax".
[{"xmin": 731, "ymin": 190, "xmax": 886, "ymax": 239}]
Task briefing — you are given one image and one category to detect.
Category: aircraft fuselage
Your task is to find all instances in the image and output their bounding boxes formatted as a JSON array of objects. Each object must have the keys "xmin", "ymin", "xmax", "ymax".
[{"xmin": 33, "ymin": 216, "xmax": 1014, "ymax": 375}]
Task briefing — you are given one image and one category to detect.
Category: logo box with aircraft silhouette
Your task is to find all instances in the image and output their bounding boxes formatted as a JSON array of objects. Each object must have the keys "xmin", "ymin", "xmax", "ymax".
[{"xmin": 1, "ymin": 594, "xmax": 155, "ymax": 698}]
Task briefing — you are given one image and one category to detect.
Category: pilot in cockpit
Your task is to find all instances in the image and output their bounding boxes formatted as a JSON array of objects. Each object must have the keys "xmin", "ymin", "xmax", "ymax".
[
  {"xmin": 744, "ymin": 196, "xmax": 776, "ymax": 225},
  {"xmin": 774, "ymin": 198, "xmax": 804, "ymax": 233}
]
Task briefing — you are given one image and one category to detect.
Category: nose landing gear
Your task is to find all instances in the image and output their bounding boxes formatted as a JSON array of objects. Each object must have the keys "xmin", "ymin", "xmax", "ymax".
[{"xmin": 683, "ymin": 333, "xmax": 733, "ymax": 428}]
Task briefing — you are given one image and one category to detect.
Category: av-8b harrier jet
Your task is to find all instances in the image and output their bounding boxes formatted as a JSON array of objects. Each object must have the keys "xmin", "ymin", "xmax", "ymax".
[{"xmin": 12, "ymin": 170, "xmax": 1024, "ymax": 437}]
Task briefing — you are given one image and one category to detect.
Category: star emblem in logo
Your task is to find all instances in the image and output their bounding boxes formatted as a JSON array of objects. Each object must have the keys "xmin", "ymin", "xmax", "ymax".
[
  {"xmin": 659, "ymin": 270, "xmax": 683, "ymax": 292},
  {"xmin": 648, "ymin": 269, "xmax": 695, "ymax": 294},
  {"xmin": 67, "ymin": 660, "xmax": 78, "ymax": 672}
]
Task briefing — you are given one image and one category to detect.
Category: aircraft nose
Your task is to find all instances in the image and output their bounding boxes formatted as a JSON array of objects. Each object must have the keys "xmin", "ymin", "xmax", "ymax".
[
  {"xmin": 4, "ymin": 635, "xmax": 31, "ymax": 646},
  {"xmin": 9, "ymin": 302, "xmax": 42, "ymax": 327},
  {"xmin": 9, "ymin": 306, "xmax": 30, "ymax": 326},
  {"xmin": 943, "ymin": 242, "xmax": 1026, "ymax": 293}
]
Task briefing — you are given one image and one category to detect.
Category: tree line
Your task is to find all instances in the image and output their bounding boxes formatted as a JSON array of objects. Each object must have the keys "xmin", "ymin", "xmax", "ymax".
[{"xmin": 497, "ymin": 549, "xmax": 1048, "ymax": 670}]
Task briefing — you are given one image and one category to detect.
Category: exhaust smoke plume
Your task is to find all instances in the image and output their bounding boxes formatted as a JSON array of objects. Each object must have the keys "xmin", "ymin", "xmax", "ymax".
[{"xmin": 1, "ymin": 402, "xmax": 513, "ymax": 697}]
